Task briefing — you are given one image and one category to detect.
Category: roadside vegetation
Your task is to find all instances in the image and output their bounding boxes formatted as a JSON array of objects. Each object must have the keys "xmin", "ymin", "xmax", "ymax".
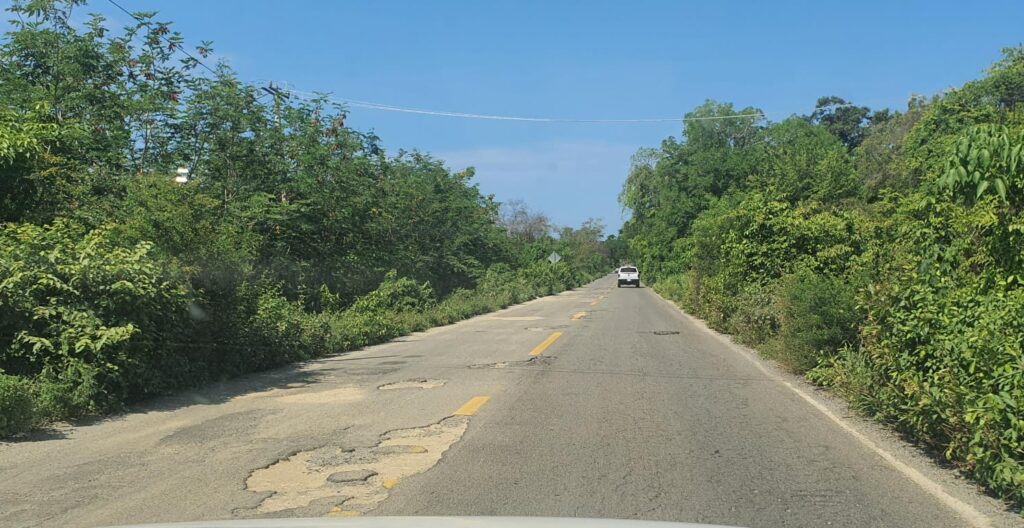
[
  {"xmin": 619, "ymin": 50, "xmax": 1024, "ymax": 506},
  {"xmin": 0, "ymin": 1, "xmax": 611, "ymax": 437}
]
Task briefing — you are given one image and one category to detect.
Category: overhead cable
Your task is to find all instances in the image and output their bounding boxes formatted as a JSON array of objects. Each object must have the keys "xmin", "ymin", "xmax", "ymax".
[
  {"xmin": 281, "ymin": 86, "xmax": 765, "ymax": 124},
  {"xmin": 105, "ymin": 0, "xmax": 220, "ymax": 77}
]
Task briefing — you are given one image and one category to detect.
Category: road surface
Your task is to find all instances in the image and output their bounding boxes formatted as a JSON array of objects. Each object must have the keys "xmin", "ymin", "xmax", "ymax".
[{"xmin": 0, "ymin": 276, "xmax": 1018, "ymax": 528}]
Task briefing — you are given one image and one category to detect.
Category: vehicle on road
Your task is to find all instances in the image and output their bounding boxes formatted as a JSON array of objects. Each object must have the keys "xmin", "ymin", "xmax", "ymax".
[{"xmin": 617, "ymin": 266, "xmax": 640, "ymax": 288}]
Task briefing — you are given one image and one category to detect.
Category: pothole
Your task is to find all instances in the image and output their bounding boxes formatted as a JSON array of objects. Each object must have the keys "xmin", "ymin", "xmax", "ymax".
[
  {"xmin": 378, "ymin": 379, "xmax": 446, "ymax": 390},
  {"xmin": 246, "ymin": 416, "xmax": 469, "ymax": 515},
  {"xmin": 469, "ymin": 356, "xmax": 556, "ymax": 369},
  {"xmin": 652, "ymin": 330, "xmax": 681, "ymax": 335}
]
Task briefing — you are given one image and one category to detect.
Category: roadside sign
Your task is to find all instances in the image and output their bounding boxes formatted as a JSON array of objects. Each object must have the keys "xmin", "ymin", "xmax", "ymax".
[{"xmin": 547, "ymin": 252, "xmax": 562, "ymax": 264}]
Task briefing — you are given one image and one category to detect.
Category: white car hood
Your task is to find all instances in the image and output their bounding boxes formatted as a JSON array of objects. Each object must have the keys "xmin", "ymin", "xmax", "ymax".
[{"xmin": 107, "ymin": 516, "xmax": 740, "ymax": 528}]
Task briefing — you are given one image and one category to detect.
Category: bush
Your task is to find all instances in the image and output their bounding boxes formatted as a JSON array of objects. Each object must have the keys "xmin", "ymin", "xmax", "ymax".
[
  {"xmin": 348, "ymin": 270, "xmax": 435, "ymax": 314},
  {"xmin": 0, "ymin": 374, "xmax": 35, "ymax": 436},
  {"xmin": 325, "ymin": 310, "xmax": 395, "ymax": 350},
  {"xmin": 476, "ymin": 264, "xmax": 524, "ymax": 301},
  {"xmin": 727, "ymin": 283, "xmax": 778, "ymax": 346},
  {"xmin": 807, "ymin": 346, "xmax": 880, "ymax": 415},
  {"xmin": 244, "ymin": 286, "xmax": 326, "ymax": 367},
  {"xmin": 516, "ymin": 261, "xmax": 584, "ymax": 296},
  {"xmin": 0, "ymin": 221, "xmax": 193, "ymax": 412},
  {"xmin": 773, "ymin": 269, "xmax": 861, "ymax": 372},
  {"xmin": 652, "ymin": 273, "xmax": 694, "ymax": 309},
  {"xmin": 858, "ymin": 279, "xmax": 1024, "ymax": 504},
  {"xmin": 35, "ymin": 362, "xmax": 106, "ymax": 419}
]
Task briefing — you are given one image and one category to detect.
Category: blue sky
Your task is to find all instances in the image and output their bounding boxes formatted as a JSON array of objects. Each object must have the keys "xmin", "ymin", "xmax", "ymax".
[{"xmin": 5, "ymin": 1, "xmax": 1024, "ymax": 233}]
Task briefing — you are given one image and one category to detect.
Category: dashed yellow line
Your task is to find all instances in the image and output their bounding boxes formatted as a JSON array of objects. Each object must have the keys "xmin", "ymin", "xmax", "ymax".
[
  {"xmin": 453, "ymin": 396, "xmax": 490, "ymax": 416},
  {"xmin": 571, "ymin": 311, "xmax": 587, "ymax": 320},
  {"xmin": 528, "ymin": 332, "xmax": 562, "ymax": 356}
]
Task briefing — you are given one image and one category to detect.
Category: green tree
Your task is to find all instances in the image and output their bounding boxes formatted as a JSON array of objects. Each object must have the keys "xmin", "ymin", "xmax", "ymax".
[
  {"xmin": 809, "ymin": 96, "xmax": 886, "ymax": 150},
  {"xmin": 750, "ymin": 118, "xmax": 860, "ymax": 202}
]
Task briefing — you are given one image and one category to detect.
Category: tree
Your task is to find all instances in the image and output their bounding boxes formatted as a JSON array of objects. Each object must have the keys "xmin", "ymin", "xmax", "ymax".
[
  {"xmin": 854, "ymin": 97, "xmax": 927, "ymax": 197},
  {"xmin": 555, "ymin": 218, "xmax": 609, "ymax": 274},
  {"xmin": 809, "ymin": 96, "xmax": 887, "ymax": 151},
  {"xmin": 0, "ymin": 106, "xmax": 61, "ymax": 221},
  {"xmin": 604, "ymin": 234, "xmax": 629, "ymax": 265},
  {"xmin": 498, "ymin": 199, "xmax": 551, "ymax": 242},
  {"xmin": 751, "ymin": 118, "xmax": 860, "ymax": 203}
]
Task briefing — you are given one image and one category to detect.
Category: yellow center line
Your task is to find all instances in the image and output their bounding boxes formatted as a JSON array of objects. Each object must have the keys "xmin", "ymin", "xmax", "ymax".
[
  {"xmin": 571, "ymin": 311, "xmax": 587, "ymax": 320},
  {"xmin": 528, "ymin": 332, "xmax": 562, "ymax": 356},
  {"xmin": 453, "ymin": 396, "xmax": 490, "ymax": 416}
]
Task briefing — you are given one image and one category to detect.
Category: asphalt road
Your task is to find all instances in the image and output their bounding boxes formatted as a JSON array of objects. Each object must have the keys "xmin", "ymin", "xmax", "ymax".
[{"xmin": 0, "ymin": 275, "xmax": 1019, "ymax": 528}]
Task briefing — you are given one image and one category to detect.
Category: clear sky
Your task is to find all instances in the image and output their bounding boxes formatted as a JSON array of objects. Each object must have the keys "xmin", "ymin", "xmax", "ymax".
[{"xmin": 5, "ymin": 0, "xmax": 1024, "ymax": 233}]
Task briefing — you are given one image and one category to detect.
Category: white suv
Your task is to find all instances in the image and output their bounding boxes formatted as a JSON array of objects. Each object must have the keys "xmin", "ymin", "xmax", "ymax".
[{"xmin": 617, "ymin": 266, "xmax": 640, "ymax": 288}]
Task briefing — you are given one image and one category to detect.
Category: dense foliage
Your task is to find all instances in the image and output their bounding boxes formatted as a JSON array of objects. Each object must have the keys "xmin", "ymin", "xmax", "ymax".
[
  {"xmin": 621, "ymin": 50, "xmax": 1024, "ymax": 506},
  {"xmin": 0, "ymin": 0, "xmax": 611, "ymax": 436}
]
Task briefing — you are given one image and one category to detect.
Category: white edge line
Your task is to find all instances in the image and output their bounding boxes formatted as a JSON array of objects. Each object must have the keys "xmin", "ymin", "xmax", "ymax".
[{"xmin": 651, "ymin": 290, "xmax": 993, "ymax": 528}]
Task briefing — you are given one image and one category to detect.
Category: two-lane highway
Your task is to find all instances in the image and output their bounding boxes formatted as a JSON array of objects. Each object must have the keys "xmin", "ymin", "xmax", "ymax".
[{"xmin": 0, "ymin": 276, "xmax": 1018, "ymax": 527}]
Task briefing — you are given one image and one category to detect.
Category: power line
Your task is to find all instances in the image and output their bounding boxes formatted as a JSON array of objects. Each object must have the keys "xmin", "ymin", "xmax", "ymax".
[
  {"xmin": 279, "ymin": 86, "xmax": 765, "ymax": 124},
  {"xmin": 105, "ymin": 0, "xmax": 219, "ymax": 77}
]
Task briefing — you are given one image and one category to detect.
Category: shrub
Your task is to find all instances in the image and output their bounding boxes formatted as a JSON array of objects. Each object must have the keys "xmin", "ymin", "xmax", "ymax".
[
  {"xmin": 727, "ymin": 283, "xmax": 778, "ymax": 346},
  {"xmin": 774, "ymin": 269, "xmax": 861, "ymax": 372},
  {"xmin": 807, "ymin": 346, "xmax": 881, "ymax": 415},
  {"xmin": 325, "ymin": 309, "xmax": 396, "ymax": 350},
  {"xmin": 243, "ymin": 284, "xmax": 336, "ymax": 367},
  {"xmin": 477, "ymin": 263, "xmax": 524, "ymax": 301},
  {"xmin": 348, "ymin": 270, "xmax": 435, "ymax": 314},
  {"xmin": 0, "ymin": 374, "xmax": 35, "ymax": 436},
  {"xmin": 652, "ymin": 273, "xmax": 694, "ymax": 309},
  {"xmin": 860, "ymin": 280, "xmax": 1024, "ymax": 504},
  {"xmin": 516, "ymin": 261, "xmax": 583, "ymax": 296},
  {"xmin": 35, "ymin": 362, "xmax": 106, "ymax": 418},
  {"xmin": 0, "ymin": 221, "xmax": 193, "ymax": 412}
]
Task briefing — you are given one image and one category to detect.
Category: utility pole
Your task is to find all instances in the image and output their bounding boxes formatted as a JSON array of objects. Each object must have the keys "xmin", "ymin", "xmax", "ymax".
[
  {"xmin": 262, "ymin": 83, "xmax": 290, "ymax": 127},
  {"xmin": 261, "ymin": 83, "xmax": 291, "ymax": 204}
]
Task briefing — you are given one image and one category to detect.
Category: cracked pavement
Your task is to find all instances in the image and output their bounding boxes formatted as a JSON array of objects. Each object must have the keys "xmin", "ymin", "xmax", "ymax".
[{"xmin": 0, "ymin": 276, "xmax": 1020, "ymax": 528}]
